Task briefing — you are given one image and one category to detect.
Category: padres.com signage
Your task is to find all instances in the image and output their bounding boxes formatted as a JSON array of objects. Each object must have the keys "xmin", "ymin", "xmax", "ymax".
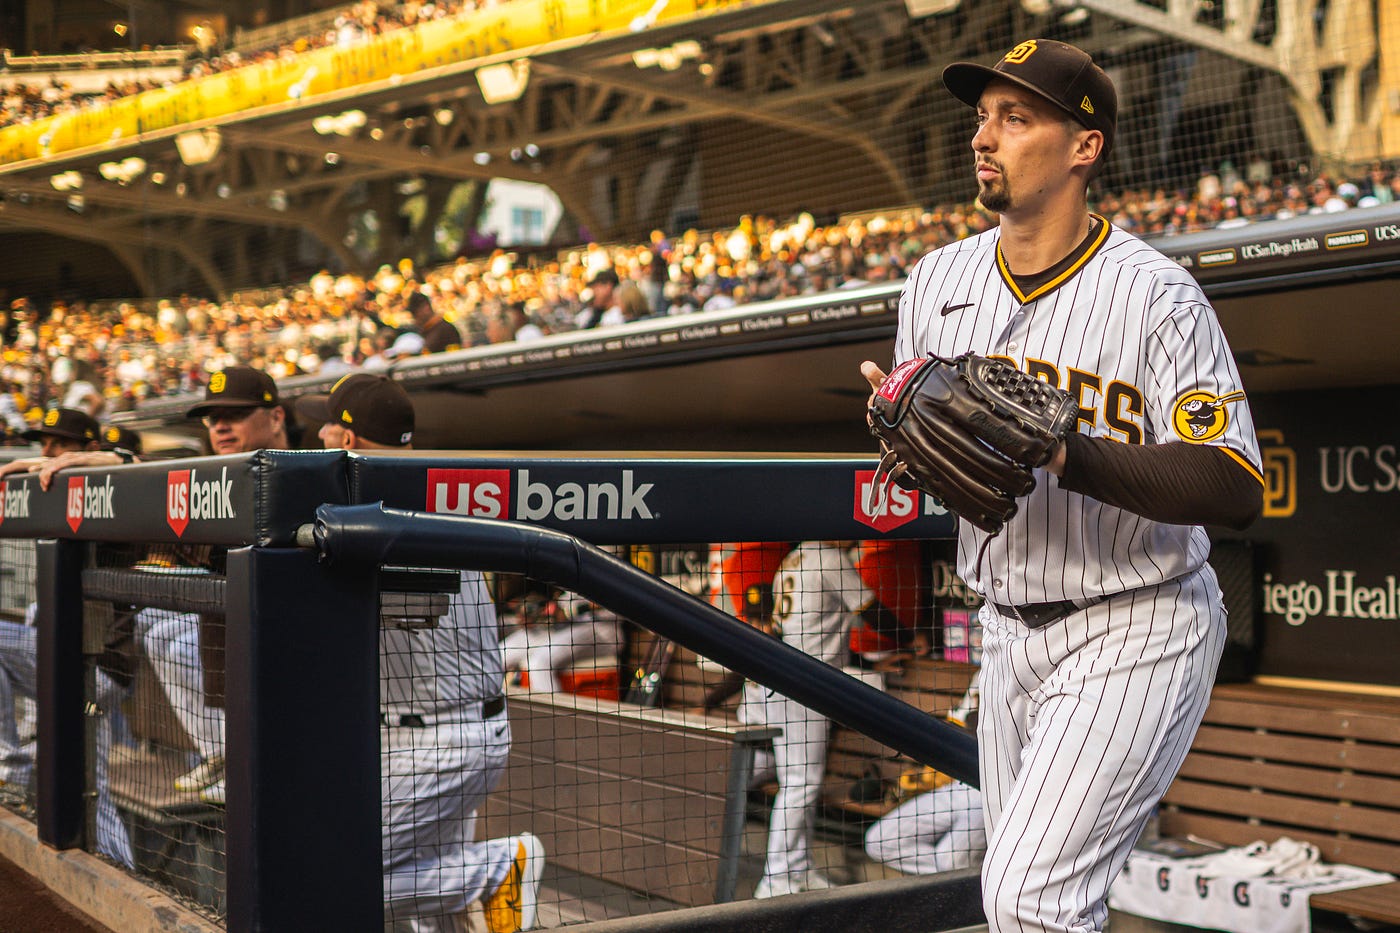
[{"xmin": 1236, "ymin": 387, "xmax": 1400, "ymax": 686}]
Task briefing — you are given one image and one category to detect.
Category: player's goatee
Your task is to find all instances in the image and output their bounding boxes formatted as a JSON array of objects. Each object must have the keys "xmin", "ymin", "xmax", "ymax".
[{"xmin": 977, "ymin": 159, "xmax": 1010, "ymax": 213}]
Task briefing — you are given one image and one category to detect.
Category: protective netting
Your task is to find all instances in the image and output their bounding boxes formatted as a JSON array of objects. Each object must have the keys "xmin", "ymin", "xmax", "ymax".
[
  {"xmin": 0, "ymin": 0, "xmax": 1392, "ymax": 397},
  {"xmin": 374, "ymin": 540, "xmax": 984, "ymax": 927}
]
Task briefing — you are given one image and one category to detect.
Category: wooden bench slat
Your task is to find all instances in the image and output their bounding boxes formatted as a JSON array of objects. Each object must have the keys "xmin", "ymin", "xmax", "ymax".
[
  {"xmin": 500, "ymin": 756, "xmax": 726, "ymax": 852},
  {"xmin": 882, "ymin": 660, "xmax": 977, "ymax": 692},
  {"xmin": 1162, "ymin": 780, "xmax": 1400, "ymax": 842},
  {"xmin": 1210, "ymin": 684, "xmax": 1400, "ymax": 718},
  {"xmin": 831, "ymin": 726, "xmax": 899, "ymax": 759},
  {"xmin": 510, "ymin": 707, "xmax": 739, "ymax": 795},
  {"xmin": 1175, "ymin": 753, "xmax": 1400, "ymax": 808},
  {"xmin": 1190, "ymin": 725, "xmax": 1398, "ymax": 773},
  {"xmin": 1157, "ymin": 811, "xmax": 1400, "ymax": 874},
  {"xmin": 1202, "ymin": 696, "xmax": 1400, "ymax": 744},
  {"xmin": 1309, "ymin": 882, "xmax": 1400, "ymax": 925}
]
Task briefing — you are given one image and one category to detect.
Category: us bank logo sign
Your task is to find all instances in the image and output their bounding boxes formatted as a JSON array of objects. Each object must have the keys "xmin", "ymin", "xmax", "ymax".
[
  {"xmin": 0, "ymin": 482, "xmax": 32, "ymax": 526},
  {"xmin": 426, "ymin": 468, "xmax": 657, "ymax": 521},
  {"xmin": 166, "ymin": 467, "xmax": 238, "ymax": 537},
  {"xmin": 65, "ymin": 475, "xmax": 116, "ymax": 532},
  {"xmin": 854, "ymin": 470, "xmax": 946, "ymax": 532}
]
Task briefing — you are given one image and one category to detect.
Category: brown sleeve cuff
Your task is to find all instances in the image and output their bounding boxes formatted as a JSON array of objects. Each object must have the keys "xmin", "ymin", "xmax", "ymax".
[{"xmin": 1059, "ymin": 433, "xmax": 1262, "ymax": 530}]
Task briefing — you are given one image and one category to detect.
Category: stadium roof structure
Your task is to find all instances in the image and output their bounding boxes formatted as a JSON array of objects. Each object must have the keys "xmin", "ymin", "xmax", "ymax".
[{"xmin": 0, "ymin": 0, "xmax": 1384, "ymax": 300}]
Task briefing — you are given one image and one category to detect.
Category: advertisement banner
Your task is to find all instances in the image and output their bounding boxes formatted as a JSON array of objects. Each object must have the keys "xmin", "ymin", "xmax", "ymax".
[
  {"xmin": 1233, "ymin": 387, "xmax": 1400, "ymax": 685},
  {"xmin": 0, "ymin": 450, "xmax": 344, "ymax": 546},
  {"xmin": 350, "ymin": 455, "xmax": 957, "ymax": 544}
]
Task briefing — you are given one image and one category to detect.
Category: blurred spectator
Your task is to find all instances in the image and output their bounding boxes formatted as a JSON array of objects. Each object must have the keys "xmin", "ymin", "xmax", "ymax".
[
  {"xmin": 408, "ymin": 290, "xmax": 463, "ymax": 353},
  {"xmin": 576, "ymin": 268, "xmax": 619, "ymax": 329}
]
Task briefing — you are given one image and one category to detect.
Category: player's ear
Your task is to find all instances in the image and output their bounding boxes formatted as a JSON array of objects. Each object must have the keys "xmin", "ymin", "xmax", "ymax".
[{"xmin": 1071, "ymin": 128, "xmax": 1104, "ymax": 172}]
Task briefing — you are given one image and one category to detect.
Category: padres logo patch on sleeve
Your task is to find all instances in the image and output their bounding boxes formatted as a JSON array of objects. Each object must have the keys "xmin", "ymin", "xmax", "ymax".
[{"xmin": 1172, "ymin": 390, "xmax": 1246, "ymax": 443}]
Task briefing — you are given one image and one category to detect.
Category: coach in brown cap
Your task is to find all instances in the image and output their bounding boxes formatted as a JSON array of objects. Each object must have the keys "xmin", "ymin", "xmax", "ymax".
[
  {"xmin": 21, "ymin": 407, "xmax": 101, "ymax": 456},
  {"xmin": 295, "ymin": 373, "xmax": 415, "ymax": 449},
  {"xmin": 187, "ymin": 366, "xmax": 286, "ymax": 456},
  {"xmin": 0, "ymin": 407, "xmax": 103, "ymax": 480}
]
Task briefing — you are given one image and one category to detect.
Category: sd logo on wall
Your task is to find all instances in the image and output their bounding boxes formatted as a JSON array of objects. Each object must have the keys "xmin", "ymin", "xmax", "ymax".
[{"xmin": 1238, "ymin": 388, "xmax": 1400, "ymax": 686}]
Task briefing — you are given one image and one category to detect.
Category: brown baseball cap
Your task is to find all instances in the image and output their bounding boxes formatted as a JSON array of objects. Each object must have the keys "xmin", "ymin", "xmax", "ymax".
[
  {"xmin": 295, "ymin": 373, "xmax": 415, "ymax": 447},
  {"xmin": 943, "ymin": 38, "xmax": 1116, "ymax": 161},
  {"xmin": 22, "ymin": 407, "xmax": 100, "ymax": 443},
  {"xmin": 186, "ymin": 366, "xmax": 279, "ymax": 418},
  {"xmin": 99, "ymin": 424, "xmax": 144, "ymax": 455}
]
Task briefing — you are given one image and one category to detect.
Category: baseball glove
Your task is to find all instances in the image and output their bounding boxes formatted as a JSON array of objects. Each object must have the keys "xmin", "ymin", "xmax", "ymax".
[{"xmin": 867, "ymin": 354, "xmax": 1079, "ymax": 533}]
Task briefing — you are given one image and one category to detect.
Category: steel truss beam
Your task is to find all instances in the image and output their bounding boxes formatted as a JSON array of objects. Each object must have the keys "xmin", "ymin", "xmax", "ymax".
[{"xmin": 0, "ymin": 0, "xmax": 1379, "ymax": 297}]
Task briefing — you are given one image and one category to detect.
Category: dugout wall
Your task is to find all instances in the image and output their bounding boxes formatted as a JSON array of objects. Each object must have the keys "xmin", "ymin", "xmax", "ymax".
[{"xmin": 0, "ymin": 450, "xmax": 987, "ymax": 932}]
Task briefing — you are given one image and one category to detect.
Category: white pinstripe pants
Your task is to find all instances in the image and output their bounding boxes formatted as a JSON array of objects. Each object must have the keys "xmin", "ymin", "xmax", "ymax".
[
  {"xmin": 0, "ymin": 618, "xmax": 134, "ymax": 868},
  {"xmin": 382, "ymin": 711, "xmax": 514, "ymax": 929},
  {"xmin": 977, "ymin": 567, "xmax": 1226, "ymax": 933}
]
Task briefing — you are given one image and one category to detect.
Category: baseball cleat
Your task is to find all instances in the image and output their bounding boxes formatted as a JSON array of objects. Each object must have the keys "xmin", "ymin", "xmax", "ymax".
[
  {"xmin": 484, "ymin": 832, "xmax": 545, "ymax": 932},
  {"xmin": 198, "ymin": 777, "xmax": 225, "ymax": 806},
  {"xmin": 174, "ymin": 756, "xmax": 224, "ymax": 792}
]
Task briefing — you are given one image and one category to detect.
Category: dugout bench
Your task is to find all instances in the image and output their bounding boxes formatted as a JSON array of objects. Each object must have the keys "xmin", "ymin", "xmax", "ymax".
[
  {"xmin": 1156, "ymin": 683, "xmax": 1400, "ymax": 930},
  {"xmin": 481, "ymin": 687, "xmax": 778, "ymax": 907}
]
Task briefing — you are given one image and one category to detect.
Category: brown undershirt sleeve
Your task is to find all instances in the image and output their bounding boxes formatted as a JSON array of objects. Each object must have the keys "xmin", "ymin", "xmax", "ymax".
[
  {"xmin": 857, "ymin": 599, "xmax": 909, "ymax": 641},
  {"xmin": 1057, "ymin": 433, "xmax": 1262, "ymax": 531}
]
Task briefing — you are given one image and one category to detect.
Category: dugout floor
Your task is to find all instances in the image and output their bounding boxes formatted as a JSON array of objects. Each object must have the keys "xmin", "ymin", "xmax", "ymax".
[{"xmin": 3, "ymin": 796, "xmax": 1214, "ymax": 933}]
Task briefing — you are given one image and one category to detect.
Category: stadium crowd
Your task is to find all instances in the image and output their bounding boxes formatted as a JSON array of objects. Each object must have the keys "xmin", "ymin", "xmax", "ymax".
[
  {"xmin": 1, "ymin": 1, "xmax": 506, "ymax": 130},
  {"xmin": 2, "ymin": 158, "xmax": 1398, "ymax": 438}
]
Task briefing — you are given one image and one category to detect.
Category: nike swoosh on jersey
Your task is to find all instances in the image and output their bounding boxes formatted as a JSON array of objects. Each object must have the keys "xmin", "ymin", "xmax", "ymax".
[{"xmin": 941, "ymin": 301, "xmax": 975, "ymax": 316}]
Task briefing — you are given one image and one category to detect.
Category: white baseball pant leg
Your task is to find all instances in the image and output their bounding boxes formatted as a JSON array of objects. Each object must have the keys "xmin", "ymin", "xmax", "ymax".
[
  {"xmin": 752, "ymin": 684, "xmax": 830, "ymax": 889},
  {"xmin": 0, "ymin": 619, "xmax": 133, "ymax": 867},
  {"xmin": 977, "ymin": 567, "xmax": 1226, "ymax": 933},
  {"xmin": 864, "ymin": 782, "xmax": 986, "ymax": 875},
  {"xmin": 137, "ymin": 610, "xmax": 224, "ymax": 765},
  {"xmin": 0, "ymin": 619, "xmax": 36, "ymax": 788},
  {"xmin": 382, "ymin": 711, "xmax": 515, "ymax": 928}
]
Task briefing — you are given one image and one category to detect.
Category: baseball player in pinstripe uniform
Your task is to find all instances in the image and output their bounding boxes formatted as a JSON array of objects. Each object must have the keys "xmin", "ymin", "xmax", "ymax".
[
  {"xmin": 297, "ymin": 374, "xmax": 543, "ymax": 933},
  {"xmin": 862, "ymin": 40, "xmax": 1263, "ymax": 932},
  {"xmin": 742, "ymin": 541, "xmax": 908, "ymax": 899}
]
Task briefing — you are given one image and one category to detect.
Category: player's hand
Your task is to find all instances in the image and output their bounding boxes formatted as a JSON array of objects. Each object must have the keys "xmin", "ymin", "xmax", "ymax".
[
  {"xmin": 38, "ymin": 451, "xmax": 123, "ymax": 491},
  {"xmin": 860, "ymin": 360, "xmax": 888, "ymax": 400},
  {"xmin": 0, "ymin": 457, "xmax": 46, "ymax": 479}
]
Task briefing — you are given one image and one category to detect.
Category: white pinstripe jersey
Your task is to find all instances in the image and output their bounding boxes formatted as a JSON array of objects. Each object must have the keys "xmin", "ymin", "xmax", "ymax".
[
  {"xmin": 771, "ymin": 542, "xmax": 875, "ymax": 666},
  {"xmin": 893, "ymin": 218, "xmax": 1262, "ymax": 606},
  {"xmin": 379, "ymin": 570, "xmax": 504, "ymax": 716}
]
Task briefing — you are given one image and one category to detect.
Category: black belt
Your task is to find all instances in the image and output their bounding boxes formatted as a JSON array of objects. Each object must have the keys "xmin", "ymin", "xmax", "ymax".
[
  {"xmin": 382, "ymin": 696, "xmax": 506, "ymax": 728},
  {"xmin": 992, "ymin": 596, "xmax": 1104, "ymax": 629}
]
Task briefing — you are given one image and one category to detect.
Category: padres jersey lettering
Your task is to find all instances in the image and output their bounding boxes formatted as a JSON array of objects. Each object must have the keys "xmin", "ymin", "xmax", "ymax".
[{"xmin": 895, "ymin": 218, "xmax": 1262, "ymax": 605}]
